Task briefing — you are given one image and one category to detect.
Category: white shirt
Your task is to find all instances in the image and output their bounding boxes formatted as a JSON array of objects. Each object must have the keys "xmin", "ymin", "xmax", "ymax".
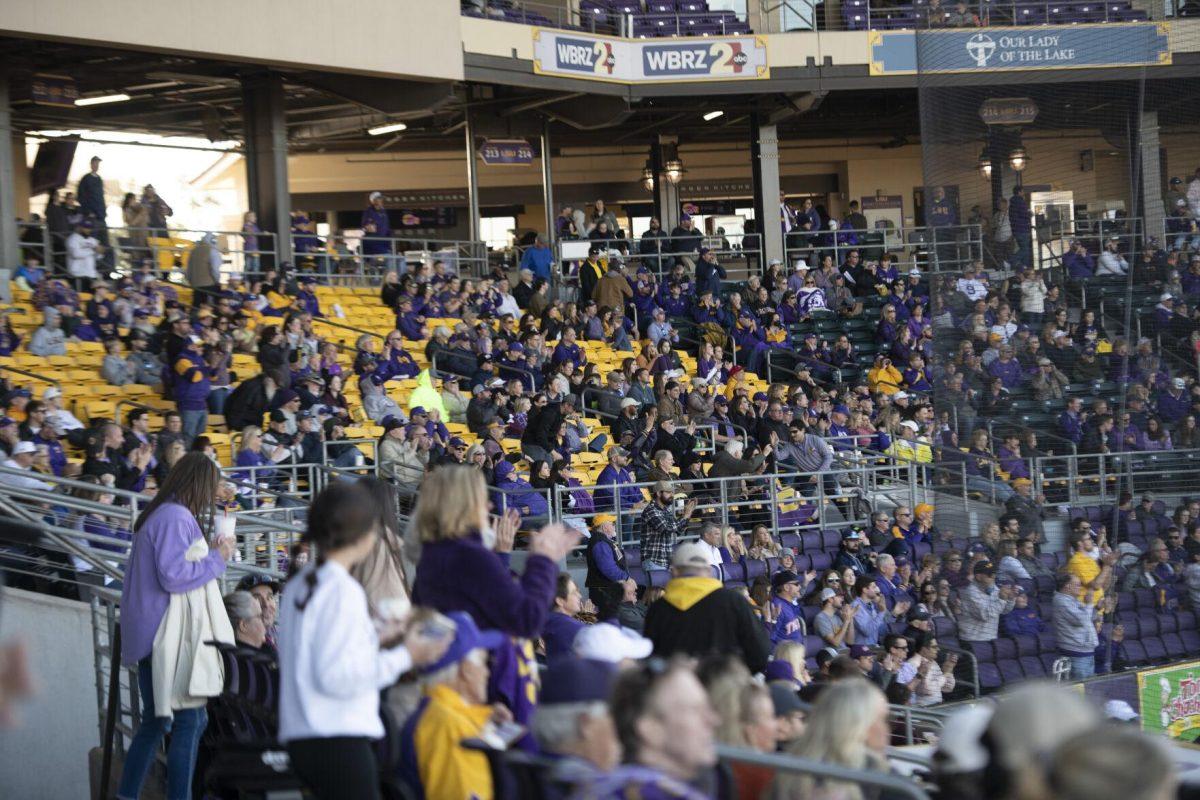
[
  {"xmin": 698, "ymin": 539, "xmax": 724, "ymax": 567},
  {"xmin": 1096, "ymin": 251, "xmax": 1128, "ymax": 276},
  {"xmin": 0, "ymin": 459, "xmax": 52, "ymax": 491},
  {"xmin": 1188, "ymin": 177, "xmax": 1200, "ymax": 218},
  {"xmin": 66, "ymin": 232, "xmax": 99, "ymax": 279},
  {"xmin": 956, "ymin": 277, "xmax": 988, "ymax": 302},
  {"xmin": 47, "ymin": 406, "xmax": 85, "ymax": 432},
  {"xmin": 278, "ymin": 559, "xmax": 413, "ymax": 742}
]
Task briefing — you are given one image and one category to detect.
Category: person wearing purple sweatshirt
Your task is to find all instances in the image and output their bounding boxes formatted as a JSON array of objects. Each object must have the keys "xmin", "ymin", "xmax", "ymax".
[
  {"xmin": 412, "ymin": 466, "xmax": 580, "ymax": 744},
  {"xmin": 117, "ymin": 453, "xmax": 236, "ymax": 800}
]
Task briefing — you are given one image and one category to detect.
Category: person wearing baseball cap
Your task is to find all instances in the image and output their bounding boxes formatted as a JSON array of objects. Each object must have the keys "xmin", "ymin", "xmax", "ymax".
[
  {"xmin": 642, "ymin": 542, "xmax": 771, "ymax": 673},
  {"xmin": 813, "ymin": 586, "xmax": 855, "ymax": 651},
  {"xmin": 0, "ymin": 440, "xmax": 52, "ymax": 491},
  {"xmin": 768, "ymin": 569, "xmax": 813, "ymax": 646},
  {"xmin": 531, "ymin": 656, "xmax": 622, "ymax": 780},
  {"xmin": 361, "ymin": 191, "xmax": 392, "ymax": 264},
  {"xmin": 583, "ymin": 513, "xmax": 633, "ymax": 615},
  {"xmin": 571, "ymin": 623, "xmax": 653, "ymax": 667},
  {"xmin": 638, "ymin": 480, "xmax": 695, "ymax": 571},
  {"xmin": 958, "ymin": 561, "xmax": 1016, "ymax": 643},
  {"xmin": 396, "ymin": 611, "xmax": 509, "ymax": 800},
  {"xmin": 834, "ymin": 527, "xmax": 872, "ymax": 577}
]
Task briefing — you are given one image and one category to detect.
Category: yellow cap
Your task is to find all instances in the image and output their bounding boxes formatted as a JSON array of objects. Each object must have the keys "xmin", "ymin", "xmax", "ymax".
[
  {"xmin": 593, "ymin": 513, "xmax": 617, "ymax": 527},
  {"xmin": 915, "ymin": 503, "xmax": 935, "ymax": 517}
]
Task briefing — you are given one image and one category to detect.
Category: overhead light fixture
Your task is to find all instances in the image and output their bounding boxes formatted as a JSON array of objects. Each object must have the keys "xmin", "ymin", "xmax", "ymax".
[
  {"xmin": 978, "ymin": 150, "xmax": 993, "ymax": 181},
  {"xmin": 664, "ymin": 158, "xmax": 685, "ymax": 185},
  {"xmin": 74, "ymin": 93, "xmax": 131, "ymax": 107},
  {"xmin": 1009, "ymin": 146, "xmax": 1028, "ymax": 173},
  {"xmin": 641, "ymin": 166, "xmax": 656, "ymax": 192},
  {"xmin": 367, "ymin": 122, "xmax": 408, "ymax": 136},
  {"xmin": 703, "ymin": 110, "xmax": 724, "ymax": 122}
]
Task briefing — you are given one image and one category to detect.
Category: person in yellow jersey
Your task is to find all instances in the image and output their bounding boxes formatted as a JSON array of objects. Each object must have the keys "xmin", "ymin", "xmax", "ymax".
[
  {"xmin": 1065, "ymin": 527, "xmax": 1117, "ymax": 605},
  {"xmin": 398, "ymin": 611, "xmax": 511, "ymax": 800}
]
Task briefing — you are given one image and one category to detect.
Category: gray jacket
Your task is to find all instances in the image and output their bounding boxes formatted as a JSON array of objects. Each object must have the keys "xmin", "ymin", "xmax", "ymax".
[{"xmin": 1053, "ymin": 591, "xmax": 1099, "ymax": 654}]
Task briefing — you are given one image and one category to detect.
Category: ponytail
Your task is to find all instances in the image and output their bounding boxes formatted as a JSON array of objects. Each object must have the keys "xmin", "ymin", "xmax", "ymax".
[{"xmin": 294, "ymin": 553, "xmax": 325, "ymax": 611}]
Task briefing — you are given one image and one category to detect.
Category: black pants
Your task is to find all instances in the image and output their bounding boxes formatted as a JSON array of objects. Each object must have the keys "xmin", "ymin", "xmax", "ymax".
[{"xmin": 287, "ymin": 736, "xmax": 381, "ymax": 800}]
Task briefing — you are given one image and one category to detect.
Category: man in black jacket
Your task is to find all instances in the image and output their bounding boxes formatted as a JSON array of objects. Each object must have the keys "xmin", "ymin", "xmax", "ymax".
[
  {"xmin": 643, "ymin": 542, "xmax": 771, "ymax": 673},
  {"xmin": 224, "ymin": 374, "xmax": 275, "ymax": 432}
]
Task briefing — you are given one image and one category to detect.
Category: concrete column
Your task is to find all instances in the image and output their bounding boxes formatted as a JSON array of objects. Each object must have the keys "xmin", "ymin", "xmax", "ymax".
[
  {"xmin": 12, "ymin": 136, "xmax": 30, "ymax": 219},
  {"xmin": 1138, "ymin": 111, "xmax": 1165, "ymax": 244},
  {"xmin": 0, "ymin": 69, "xmax": 16, "ymax": 301},
  {"xmin": 464, "ymin": 111, "xmax": 481, "ymax": 242},
  {"xmin": 750, "ymin": 115, "xmax": 784, "ymax": 269},
  {"xmin": 241, "ymin": 73, "xmax": 292, "ymax": 266},
  {"xmin": 656, "ymin": 135, "xmax": 680, "ymax": 232},
  {"xmin": 540, "ymin": 120, "xmax": 555, "ymax": 240}
]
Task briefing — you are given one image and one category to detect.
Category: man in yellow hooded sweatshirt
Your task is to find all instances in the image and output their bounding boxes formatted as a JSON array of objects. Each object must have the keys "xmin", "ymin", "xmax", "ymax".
[{"xmin": 642, "ymin": 542, "xmax": 771, "ymax": 673}]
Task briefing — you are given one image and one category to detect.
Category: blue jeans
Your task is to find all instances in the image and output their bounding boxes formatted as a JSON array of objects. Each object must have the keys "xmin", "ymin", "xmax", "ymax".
[
  {"xmin": 178, "ymin": 408, "xmax": 208, "ymax": 445},
  {"xmin": 966, "ymin": 475, "xmax": 1015, "ymax": 502},
  {"xmin": 117, "ymin": 657, "xmax": 208, "ymax": 800},
  {"xmin": 1066, "ymin": 654, "xmax": 1095, "ymax": 681},
  {"xmin": 206, "ymin": 388, "xmax": 229, "ymax": 415}
]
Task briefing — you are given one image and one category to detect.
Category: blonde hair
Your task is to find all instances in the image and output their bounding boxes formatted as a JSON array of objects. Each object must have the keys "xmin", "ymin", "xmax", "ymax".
[
  {"xmin": 770, "ymin": 678, "xmax": 887, "ymax": 800},
  {"xmin": 412, "ymin": 465, "xmax": 488, "ymax": 543},
  {"xmin": 773, "ymin": 641, "xmax": 807, "ymax": 677},
  {"xmin": 701, "ymin": 658, "xmax": 755, "ymax": 747}
]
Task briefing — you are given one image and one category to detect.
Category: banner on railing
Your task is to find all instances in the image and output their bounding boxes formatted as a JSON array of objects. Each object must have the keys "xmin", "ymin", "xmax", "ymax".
[
  {"xmin": 532, "ymin": 28, "xmax": 768, "ymax": 83},
  {"xmin": 869, "ymin": 23, "xmax": 1171, "ymax": 75},
  {"xmin": 1137, "ymin": 660, "xmax": 1200, "ymax": 743}
]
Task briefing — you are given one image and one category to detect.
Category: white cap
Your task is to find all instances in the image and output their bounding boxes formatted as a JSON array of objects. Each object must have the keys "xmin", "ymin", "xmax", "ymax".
[
  {"xmin": 572, "ymin": 623, "xmax": 654, "ymax": 663},
  {"xmin": 43, "ymin": 387, "xmax": 62, "ymax": 401},
  {"xmin": 893, "ymin": 391, "xmax": 910, "ymax": 400},
  {"xmin": 900, "ymin": 419, "xmax": 919, "ymax": 431},
  {"xmin": 620, "ymin": 397, "xmax": 640, "ymax": 409},
  {"xmin": 489, "ymin": 377, "xmax": 505, "ymax": 388},
  {"xmin": 672, "ymin": 541, "xmax": 713, "ymax": 570},
  {"xmin": 368, "ymin": 191, "xmax": 383, "ymax": 202},
  {"xmin": 1177, "ymin": 198, "xmax": 1188, "ymax": 207},
  {"xmin": 1161, "ymin": 292, "xmax": 1174, "ymax": 301},
  {"xmin": 12, "ymin": 441, "xmax": 37, "ymax": 455},
  {"xmin": 769, "ymin": 258, "xmax": 783, "ymax": 267},
  {"xmin": 1174, "ymin": 377, "xmax": 1187, "ymax": 389},
  {"xmin": 934, "ymin": 705, "xmax": 994, "ymax": 774},
  {"xmin": 1104, "ymin": 699, "xmax": 1139, "ymax": 722},
  {"xmin": 793, "ymin": 259, "xmax": 809, "ymax": 271},
  {"xmin": 818, "ymin": 587, "xmax": 837, "ymax": 602},
  {"xmin": 909, "ymin": 267, "xmax": 921, "ymax": 277}
]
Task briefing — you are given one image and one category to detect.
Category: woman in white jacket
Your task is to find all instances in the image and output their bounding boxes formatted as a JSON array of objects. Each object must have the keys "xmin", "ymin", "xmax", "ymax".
[{"xmin": 278, "ymin": 482, "xmax": 448, "ymax": 800}]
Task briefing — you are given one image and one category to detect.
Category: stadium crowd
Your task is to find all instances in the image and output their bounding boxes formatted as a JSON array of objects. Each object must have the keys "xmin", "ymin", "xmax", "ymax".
[{"xmin": 2, "ymin": 175, "xmax": 1199, "ymax": 799}]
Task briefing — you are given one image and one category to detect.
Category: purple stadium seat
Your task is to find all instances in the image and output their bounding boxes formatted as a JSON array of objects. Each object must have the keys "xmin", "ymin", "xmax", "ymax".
[
  {"xmin": 1137, "ymin": 612, "xmax": 1160, "ymax": 637},
  {"xmin": 805, "ymin": 634, "xmax": 825, "ymax": 655},
  {"xmin": 998, "ymin": 660, "xmax": 1024, "ymax": 683},
  {"xmin": 1013, "ymin": 634, "xmax": 1039, "ymax": 657},
  {"xmin": 1019, "ymin": 656, "xmax": 1046, "ymax": 677},
  {"xmin": 647, "ymin": 569, "xmax": 670, "ymax": 588},
  {"xmin": 1133, "ymin": 588, "xmax": 1156, "ymax": 609},
  {"xmin": 1163, "ymin": 632, "xmax": 1185, "ymax": 660},
  {"xmin": 1176, "ymin": 610, "xmax": 1196, "ymax": 630},
  {"xmin": 765, "ymin": 556, "xmax": 780, "ymax": 575},
  {"xmin": 1124, "ymin": 639, "xmax": 1148, "ymax": 664},
  {"xmin": 979, "ymin": 662, "xmax": 1003, "ymax": 690},
  {"xmin": 1034, "ymin": 575, "xmax": 1055, "ymax": 597},
  {"xmin": 994, "ymin": 638, "xmax": 1018, "ymax": 660},
  {"xmin": 722, "ymin": 562, "xmax": 746, "ymax": 583},
  {"xmin": 802, "ymin": 605, "xmax": 821, "ymax": 630},
  {"xmin": 970, "ymin": 641, "xmax": 996, "ymax": 662},
  {"xmin": 801, "ymin": 531, "xmax": 822, "ymax": 552},
  {"xmin": 810, "ymin": 552, "xmax": 833, "ymax": 573},
  {"xmin": 677, "ymin": 0, "xmax": 708, "ymax": 11},
  {"xmin": 793, "ymin": 554, "xmax": 813, "ymax": 574},
  {"xmin": 781, "ymin": 532, "xmax": 801, "ymax": 552},
  {"xmin": 628, "ymin": 566, "xmax": 646, "ymax": 587},
  {"xmin": 1158, "ymin": 613, "xmax": 1179, "ymax": 634},
  {"xmin": 625, "ymin": 546, "xmax": 641, "ymax": 567},
  {"xmin": 1180, "ymin": 629, "xmax": 1200, "ymax": 654},
  {"xmin": 724, "ymin": 576, "xmax": 746, "ymax": 589},
  {"xmin": 647, "ymin": 1, "xmax": 673, "ymax": 11},
  {"xmin": 1142, "ymin": 636, "xmax": 1167, "ymax": 662},
  {"xmin": 933, "ymin": 616, "xmax": 958, "ymax": 639},
  {"xmin": 745, "ymin": 559, "xmax": 768, "ymax": 582},
  {"xmin": 1037, "ymin": 631, "xmax": 1058, "ymax": 653},
  {"xmin": 1039, "ymin": 653, "xmax": 1061, "ymax": 673},
  {"xmin": 821, "ymin": 530, "xmax": 842, "ymax": 550}
]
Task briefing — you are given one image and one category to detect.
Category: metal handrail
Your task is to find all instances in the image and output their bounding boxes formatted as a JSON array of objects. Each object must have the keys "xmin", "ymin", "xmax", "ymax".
[
  {"xmin": 0, "ymin": 362, "xmax": 62, "ymax": 392},
  {"xmin": 715, "ymin": 745, "xmax": 930, "ymax": 800}
]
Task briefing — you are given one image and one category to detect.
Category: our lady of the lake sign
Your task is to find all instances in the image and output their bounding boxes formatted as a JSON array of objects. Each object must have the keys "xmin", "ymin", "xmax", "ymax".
[{"xmin": 870, "ymin": 22, "xmax": 1171, "ymax": 75}]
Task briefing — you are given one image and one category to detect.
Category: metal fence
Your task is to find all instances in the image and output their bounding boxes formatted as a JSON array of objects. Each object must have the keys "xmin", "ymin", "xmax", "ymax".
[
  {"xmin": 290, "ymin": 234, "xmax": 489, "ymax": 283},
  {"xmin": 555, "ymin": 232, "xmax": 763, "ymax": 288},
  {"xmin": 1030, "ymin": 448, "xmax": 1200, "ymax": 506},
  {"xmin": 784, "ymin": 224, "xmax": 983, "ymax": 277}
]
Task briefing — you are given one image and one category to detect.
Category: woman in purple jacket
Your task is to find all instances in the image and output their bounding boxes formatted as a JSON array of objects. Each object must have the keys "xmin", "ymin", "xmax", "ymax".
[
  {"xmin": 412, "ymin": 466, "xmax": 579, "ymax": 739},
  {"xmin": 117, "ymin": 453, "xmax": 235, "ymax": 800}
]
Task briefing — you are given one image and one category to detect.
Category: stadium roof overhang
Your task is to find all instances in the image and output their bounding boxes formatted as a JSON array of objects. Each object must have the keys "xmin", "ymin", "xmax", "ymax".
[{"xmin": 5, "ymin": 36, "xmax": 1200, "ymax": 160}]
